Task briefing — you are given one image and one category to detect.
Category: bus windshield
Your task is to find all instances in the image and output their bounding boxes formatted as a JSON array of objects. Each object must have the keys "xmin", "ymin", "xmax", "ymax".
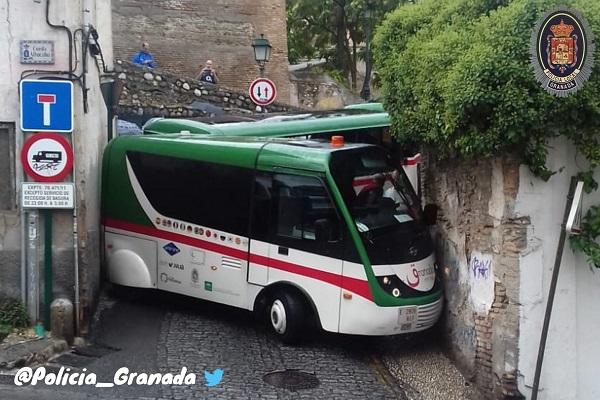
[{"xmin": 330, "ymin": 147, "xmax": 431, "ymax": 265}]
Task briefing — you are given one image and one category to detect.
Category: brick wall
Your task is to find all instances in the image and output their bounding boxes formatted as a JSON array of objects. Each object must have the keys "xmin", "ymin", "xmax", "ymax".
[{"xmin": 112, "ymin": 0, "xmax": 291, "ymax": 104}]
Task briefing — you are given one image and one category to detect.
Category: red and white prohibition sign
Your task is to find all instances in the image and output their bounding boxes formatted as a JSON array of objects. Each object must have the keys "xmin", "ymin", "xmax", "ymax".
[
  {"xmin": 249, "ymin": 78, "xmax": 277, "ymax": 106},
  {"xmin": 21, "ymin": 132, "xmax": 73, "ymax": 182}
]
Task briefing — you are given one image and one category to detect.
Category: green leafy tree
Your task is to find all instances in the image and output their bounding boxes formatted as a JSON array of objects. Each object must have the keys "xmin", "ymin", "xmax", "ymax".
[
  {"xmin": 373, "ymin": 0, "xmax": 600, "ymax": 266},
  {"xmin": 286, "ymin": 0, "xmax": 332, "ymax": 64},
  {"xmin": 286, "ymin": 0, "xmax": 405, "ymax": 89}
]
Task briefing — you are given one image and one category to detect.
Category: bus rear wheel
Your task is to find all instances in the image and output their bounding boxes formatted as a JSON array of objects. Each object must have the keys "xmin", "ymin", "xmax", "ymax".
[{"xmin": 268, "ymin": 290, "xmax": 307, "ymax": 344}]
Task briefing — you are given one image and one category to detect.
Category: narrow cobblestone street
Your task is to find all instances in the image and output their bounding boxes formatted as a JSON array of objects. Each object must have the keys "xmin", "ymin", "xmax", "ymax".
[
  {"xmin": 1, "ymin": 288, "xmax": 411, "ymax": 399},
  {"xmin": 155, "ymin": 296, "xmax": 403, "ymax": 400}
]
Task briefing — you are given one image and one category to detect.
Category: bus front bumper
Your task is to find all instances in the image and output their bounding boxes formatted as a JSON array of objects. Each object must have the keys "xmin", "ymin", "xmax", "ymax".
[{"xmin": 337, "ymin": 295, "xmax": 443, "ymax": 336}]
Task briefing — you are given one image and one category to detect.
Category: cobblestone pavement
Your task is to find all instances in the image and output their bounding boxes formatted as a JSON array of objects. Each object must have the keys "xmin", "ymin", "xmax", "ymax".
[
  {"xmin": 381, "ymin": 337, "xmax": 483, "ymax": 400},
  {"xmin": 156, "ymin": 292, "xmax": 405, "ymax": 400},
  {"xmin": 0, "ymin": 289, "xmax": 406, "ymax": 400},
  {"xmin": 0, "ymin": 289, "xmax": 480, "ymax": 400}
]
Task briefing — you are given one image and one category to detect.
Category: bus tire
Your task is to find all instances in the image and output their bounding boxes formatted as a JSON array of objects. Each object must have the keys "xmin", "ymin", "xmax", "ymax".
[{"xmin": 268, "ymin": 290, "xmax": 307, "ymax": 344}]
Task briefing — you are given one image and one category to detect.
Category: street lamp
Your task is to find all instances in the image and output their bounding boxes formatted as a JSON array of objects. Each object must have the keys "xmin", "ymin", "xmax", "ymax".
[{"xmin": 252, "ymin": 34, "xmax": 272, "ymax": 77}]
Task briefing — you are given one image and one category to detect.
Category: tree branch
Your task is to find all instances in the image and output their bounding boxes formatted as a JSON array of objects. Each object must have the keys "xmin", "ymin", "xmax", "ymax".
[{"xmin": 302, "ymin": 16, "xmax": 336, "ymax": 36}]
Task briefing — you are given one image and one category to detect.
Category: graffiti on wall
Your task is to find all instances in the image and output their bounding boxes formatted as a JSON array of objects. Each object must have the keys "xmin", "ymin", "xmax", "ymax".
[
  {"xmin": 469, "ymin": 251, "xmax": 495, "ymax": 313},
  {"xmin": 472, "ymin": 255, "xmax": 492, "ymax": 280}
]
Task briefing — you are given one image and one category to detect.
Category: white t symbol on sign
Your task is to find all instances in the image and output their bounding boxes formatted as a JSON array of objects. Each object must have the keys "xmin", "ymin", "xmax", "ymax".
[{"xmin": 37, "ymin": 94, "xmax": 56, "ymax": 126}]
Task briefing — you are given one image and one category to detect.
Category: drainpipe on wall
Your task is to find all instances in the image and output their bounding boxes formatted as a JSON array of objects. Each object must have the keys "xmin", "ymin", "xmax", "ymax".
[
  {"xmin": 72, "ymin": 193, "xmax": 80, "ymax": 336},
  {"xmin": 71, "ymin": 0, "xmax": 96, "ymax": 337}
]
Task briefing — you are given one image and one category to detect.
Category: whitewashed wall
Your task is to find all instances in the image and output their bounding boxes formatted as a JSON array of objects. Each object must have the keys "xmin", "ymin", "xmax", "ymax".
[{"xmin": 516, "ymin": 136, "xmax": 600, "ymax": 400}]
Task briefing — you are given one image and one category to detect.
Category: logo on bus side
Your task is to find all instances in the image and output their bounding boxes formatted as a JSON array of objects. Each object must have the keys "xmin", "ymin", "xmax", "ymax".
[
  {"xmin": 163, "ymin": 242, "xmax": 181, "ymax": 256},
  {"xmin": 168, "ymin": 262, "xmax": 184, "ymax": 270}
]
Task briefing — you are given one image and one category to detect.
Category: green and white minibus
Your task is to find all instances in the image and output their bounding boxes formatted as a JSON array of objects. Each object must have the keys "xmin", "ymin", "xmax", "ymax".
[
  {"xmin": 142, "ymin": 107, "xmax": 394, "ymax": 146},
  {"xmin": 101, "ymin": 134, "xmax": 442, "ymax": 342},
  {"xmin": 141, "ymin": 108, "xmax": 424, "ymax": 196}
]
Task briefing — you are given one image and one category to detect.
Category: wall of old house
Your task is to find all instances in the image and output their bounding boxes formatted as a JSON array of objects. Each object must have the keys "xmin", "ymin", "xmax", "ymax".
[
  {"xmin": 424, "ymin": 136, "xmax": 600, "ymax": 399},
  {"xmin": 515, "ymin": 137, "xmax": 600, "ymax": 400},
  {"xmin": 0, "ymin": 0, "xmax": 113, "ymax": 334}
]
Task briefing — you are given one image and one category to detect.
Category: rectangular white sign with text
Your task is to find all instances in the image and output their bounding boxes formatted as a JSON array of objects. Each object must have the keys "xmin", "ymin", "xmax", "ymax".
[{"xmin": 22, "ymin": 183, "xmax": 74, "ymax": 209}]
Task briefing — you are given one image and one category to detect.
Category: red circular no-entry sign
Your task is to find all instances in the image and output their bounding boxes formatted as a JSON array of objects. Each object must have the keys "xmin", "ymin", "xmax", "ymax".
[
  {"xmin": 21, "ymin": 132, "xmax": 73, "ymax": 182},
  {"xmin": 249, "ymin": 78, "xmax": 277, "ymax": 106}
]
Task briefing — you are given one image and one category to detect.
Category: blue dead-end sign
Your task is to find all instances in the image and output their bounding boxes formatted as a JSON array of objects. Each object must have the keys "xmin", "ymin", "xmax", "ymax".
[{"xmin": 20, "ymin": 79, "xmax": 73, "ymax": 132}]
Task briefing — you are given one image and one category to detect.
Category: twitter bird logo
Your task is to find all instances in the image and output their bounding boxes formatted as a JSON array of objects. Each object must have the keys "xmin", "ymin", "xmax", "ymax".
[{"xmin": 204, "ymin": 369, "xmax": 224, "ymax": 387}]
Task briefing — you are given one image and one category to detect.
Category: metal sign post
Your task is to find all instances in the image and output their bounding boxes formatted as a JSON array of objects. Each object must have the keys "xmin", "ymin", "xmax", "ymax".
[
  {"xmin": 43, "ymin": 209, "xmax": 53, "ymax": 329},
  {"xmin": 26, "ymin": 211, "xmax": 39, "ymax": 323},
  {"xmin": 19, "ymin": 77, "xmax": 75, "ymax": 333}
]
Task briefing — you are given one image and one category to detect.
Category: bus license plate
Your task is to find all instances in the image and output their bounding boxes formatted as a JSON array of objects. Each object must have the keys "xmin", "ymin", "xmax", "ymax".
[{"xmin": 398, "ymin": 306, "xmax": 418, "ymax": 331}]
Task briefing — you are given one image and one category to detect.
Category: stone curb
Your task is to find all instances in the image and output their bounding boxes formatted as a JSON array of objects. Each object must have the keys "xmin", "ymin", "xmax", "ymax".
[{"xmin": 0, "ymin": 338, "xmax": 69, "ymax": 372}]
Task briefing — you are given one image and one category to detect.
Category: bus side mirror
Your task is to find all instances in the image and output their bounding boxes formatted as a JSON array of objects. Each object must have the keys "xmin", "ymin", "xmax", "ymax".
[
  {"xmin": 314, "ymin": 218, "xmax": 332, "ymax": 243},
  {"xmin": 423, "ymin": 204, "xmax": 438, "ymax": 225}
]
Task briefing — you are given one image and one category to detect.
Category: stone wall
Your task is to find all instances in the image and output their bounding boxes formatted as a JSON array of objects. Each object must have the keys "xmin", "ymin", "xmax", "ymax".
[
  {"xmin": 115, "ymin": 60, "xmax": 297, "ymax": 122},
  {"xmin": 423, "ymin": 154, "xmax": 526, "ymax": 399},
  {"xmin": 288, "ymin": 67, "xmax": 363, "ymax": 109},
  {"xmin": 290, "ymin": 80, "xmax": 345, "ymax": 109},
  {"xmin": 112, "ymin": 0, "xmax": 292, "ymax": 103}
]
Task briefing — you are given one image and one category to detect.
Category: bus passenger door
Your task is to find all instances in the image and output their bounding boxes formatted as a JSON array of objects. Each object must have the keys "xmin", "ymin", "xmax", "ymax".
[
  {"xmin": 258, "ymin": 172, "xmax": 345, "ymax": 333},
  {"xmin": 247, "ymin": 173, "xmax": 273, "ymax": 286}
]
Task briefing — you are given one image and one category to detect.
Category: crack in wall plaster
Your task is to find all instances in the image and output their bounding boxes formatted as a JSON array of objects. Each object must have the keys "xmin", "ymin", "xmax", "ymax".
[{"xmin": 5, "ymin": 0, "xmax": 14, "ymax": 79}]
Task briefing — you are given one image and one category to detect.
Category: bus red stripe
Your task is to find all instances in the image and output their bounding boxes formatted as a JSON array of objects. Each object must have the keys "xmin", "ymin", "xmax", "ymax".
[
  {"xmin": 103, "ymin": 218, "xmax": 373, "ymax": 301},
  {"xmin": 103, "ymin": 218, "xmax": 248, "ymax": 260},
  {"xmin": 249, "ymin": 254, "xmax": 373, "ymax": 301}
]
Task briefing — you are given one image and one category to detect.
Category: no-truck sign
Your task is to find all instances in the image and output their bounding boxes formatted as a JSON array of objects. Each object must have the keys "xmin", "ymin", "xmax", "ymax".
[
  {"xmin": 249, "ymin": 78, "xmax": 277, "ymax": 106},
  {"xmin": 21, "ymin": 132, "xmax": 73, "ymax": 182}
]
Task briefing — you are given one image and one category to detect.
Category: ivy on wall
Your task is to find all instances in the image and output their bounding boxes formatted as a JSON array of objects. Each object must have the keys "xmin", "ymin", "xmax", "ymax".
[{"xmin": 373, "ymin": 0, "xmax": 600, "ymax": 267}]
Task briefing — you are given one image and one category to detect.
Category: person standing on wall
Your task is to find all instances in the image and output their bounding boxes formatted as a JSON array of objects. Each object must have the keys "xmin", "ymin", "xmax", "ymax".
[
  {"xmin": 196, "ymin": 60, "xmax": 219, "ymax": 84},
  {"xmin": 132, "ymin": 42, "xmax": 156, "ymax": 69}
]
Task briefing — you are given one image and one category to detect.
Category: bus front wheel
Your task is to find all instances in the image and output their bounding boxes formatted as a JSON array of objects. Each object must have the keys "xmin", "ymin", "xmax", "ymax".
[{"xmin": 268, "ymin": 290, "xmax": 307, "ymax": 344}]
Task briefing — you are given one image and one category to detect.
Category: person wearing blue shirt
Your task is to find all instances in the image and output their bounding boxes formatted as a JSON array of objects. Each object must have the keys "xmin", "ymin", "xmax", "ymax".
[{"xmin": 132, "ymin": 42, "xmax": 156, "ymax": 68}]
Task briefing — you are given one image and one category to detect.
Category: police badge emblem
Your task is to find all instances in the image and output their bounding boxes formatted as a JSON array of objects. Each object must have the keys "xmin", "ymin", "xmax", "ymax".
[{"xmin": 530, "ymin": 8, "xmax": 594, "ymax": 96}]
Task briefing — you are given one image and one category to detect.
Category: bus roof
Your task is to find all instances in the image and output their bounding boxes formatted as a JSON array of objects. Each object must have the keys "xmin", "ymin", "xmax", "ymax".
[
  {"xmin": 142, "ymin": 110, "xmax": 390, "ymax": 138},
  {"xmin": 107, "ymin": 134, "xmax": 372, "ymax": 173}
]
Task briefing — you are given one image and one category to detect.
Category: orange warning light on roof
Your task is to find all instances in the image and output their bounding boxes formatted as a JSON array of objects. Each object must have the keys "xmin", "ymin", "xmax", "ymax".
[{"xmin": 331, "ymin": 135, "xmax": 344, "ymax": 147}]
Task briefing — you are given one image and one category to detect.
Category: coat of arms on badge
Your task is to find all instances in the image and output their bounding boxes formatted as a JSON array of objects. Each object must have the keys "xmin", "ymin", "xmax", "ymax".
[{"xmin": 530, "ymin": 8, "xmax": 594, "ymax": 97}]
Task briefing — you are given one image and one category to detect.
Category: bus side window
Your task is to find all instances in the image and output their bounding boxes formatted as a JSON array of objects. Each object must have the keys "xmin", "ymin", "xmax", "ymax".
[
  {"xmin": 269, "ymin": 174, "xmax": 343, "ymax": 257},
  {"xmin": 127, "ymin": 151, "xmax": 253, "ymax": 236}
]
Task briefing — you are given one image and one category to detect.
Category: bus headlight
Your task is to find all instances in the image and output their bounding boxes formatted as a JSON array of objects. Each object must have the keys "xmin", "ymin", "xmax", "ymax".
[{"xmin": 376, "ymin": 275, "xmax": 403, "ymax": 297}]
